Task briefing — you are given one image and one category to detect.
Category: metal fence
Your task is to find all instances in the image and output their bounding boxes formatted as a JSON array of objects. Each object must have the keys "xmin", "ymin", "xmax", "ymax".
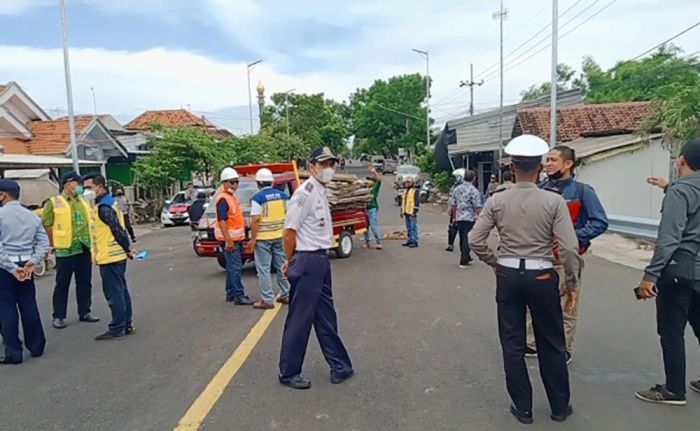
[{"xmin": 607, "ymin": 215, "xmax": 659, "ymax": 240}]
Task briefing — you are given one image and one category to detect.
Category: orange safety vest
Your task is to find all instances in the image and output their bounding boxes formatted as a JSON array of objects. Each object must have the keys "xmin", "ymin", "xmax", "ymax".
[{"xmin": 214, "ymin": 191, "xmax": 245, "ymax": 241}]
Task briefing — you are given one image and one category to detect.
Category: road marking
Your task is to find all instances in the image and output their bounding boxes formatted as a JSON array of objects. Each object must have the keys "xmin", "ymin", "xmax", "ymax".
[{"xmin": 174, "ymin": 306, "xmax": 283, "ymax": 430}]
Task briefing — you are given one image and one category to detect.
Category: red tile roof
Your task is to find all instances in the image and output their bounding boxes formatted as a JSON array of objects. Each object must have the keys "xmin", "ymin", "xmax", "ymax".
[
  {"xmin": 0, "ymin": 137, "xmax": 31, "ymax": 154},
  {"xmin": 26, "ymin": 118, "xmax": 92, "ymax": 155},
  {"xmin": 125, "ymin": 109, "xmax": 214, "ymax": 131},
  {"xmin": 515, "ymin": 101, "xmax": 654, "ymax": 143},
  {"xmin": 0, "ymin": 85, "xmax": 7, "ymax": 94}
]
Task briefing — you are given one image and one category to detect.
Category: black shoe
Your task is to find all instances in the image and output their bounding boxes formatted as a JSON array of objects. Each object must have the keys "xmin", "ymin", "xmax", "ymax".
[
  {"xmin": 225, "ymin": 296, "xmax": 236, "ymax": 303},
  {"xmin": 0, "ymin": 356, "xmax": 22, "ymax": 365},
  {"xmin": 690, "ymin": 380, "xmax": 700, "ymax": 394},
  {"xmin": 566, "ymin": 351, "xmax": 573, "ymax": 365},
  {"xmin": 551, "ymin": 405, "xmax": 573, "ymax": 422},
  {"xmin": 52, "ymin": 318, "xmax": 67, "ymax": 329},
  {"xmin": 279, "ymin": 374, "xmax": 312, "ymax": 390},
  {"xmin": 445, "ymin": 245, "xmax": 454, "ymax": 252},
  {"xmin": 80, "ymin": 313, "xmax": 100, "ymax": 323},
  {"xmin": 524, "ymin": 347, "xmax": 537, "ymax": 358},
  {"xmin": 402, "ymin": 242, "xmax": 411, "ymax": 247},
  {"xmin": 125, "ymin": 324, "xmax": 135, "ymax": 335},
  {"xmin": 408, "ymin": 242, "xmax": 419, "ymax": 248},
  {"xmin": 234, "ymin": 296, "xmax": 254, "ymax": 306},
  {"xmin": 635, "ymin": 384, "xmax": 687, "ymax": 406},
  {"xmin": 510, "ymin": 405, "xmax": 533, "ymax": 425},
  {"xmin": 330, "ymin": 370, "xmax": 354, "ymax": 384},
  {"xmin": 95, "ymin": 331, "xmax": 126, "ymax": 341}
]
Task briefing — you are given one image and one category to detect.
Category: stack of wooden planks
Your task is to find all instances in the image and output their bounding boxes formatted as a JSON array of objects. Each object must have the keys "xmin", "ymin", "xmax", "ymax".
[{"xmin": 299, "ymin": 172, "xmax": 373, "ymax": 210}]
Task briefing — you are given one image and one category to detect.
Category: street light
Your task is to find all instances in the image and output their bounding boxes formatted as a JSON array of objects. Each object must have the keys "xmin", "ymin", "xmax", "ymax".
[
  {"xmin": 412, "ymin": 49, "xmax": 430, "ymax": 148},
  {"xmin": 59, "ymin": 0, "xmax": 79, "ymax": 173},
  {"xmin": 247, "ymin": 59, "xmax": 262, "ymax": 134},
  {"xmin": 284, "ymin": 88, "xmax": 296, "ymax": 137}
]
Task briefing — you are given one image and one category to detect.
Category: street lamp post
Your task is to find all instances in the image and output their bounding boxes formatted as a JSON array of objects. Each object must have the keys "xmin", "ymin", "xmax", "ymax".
[
  {"xmin": 247, "ymin": 59, "xmax": 262, "ymax": 134},
  {"xmin": 59, "ymin": 0, "xmax": 80, "ymax": 173},
  {"xmin": 550, "ymin": 0, "xmax": 559, "ymax": 147},
  {"xmin": 412, "ymin": 49, "xmax": 430, "ymax": 148},
  {"xmin": 493, "ymin": 1, "xmax": 508, "ymax": 180},
  {"xmin": 284, "ymin": 88, "xmax": 296, "ymax": 137}
]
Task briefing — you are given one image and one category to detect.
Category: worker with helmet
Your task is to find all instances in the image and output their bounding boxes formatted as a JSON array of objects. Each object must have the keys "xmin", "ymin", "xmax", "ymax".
[
  {"xmin": 247, "ymin": 168, "xmax": 291, "ymax": 309},
  {"xmin": 216, "ymin": 167, "xmax": 253, "ymax": 305},
  {"xmin": 469, "ymin": 134, "xmax": 582, "ymax": 424}
]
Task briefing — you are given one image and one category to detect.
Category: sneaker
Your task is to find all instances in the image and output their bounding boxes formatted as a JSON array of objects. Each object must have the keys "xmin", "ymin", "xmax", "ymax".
[
  {"xmin": 509, "ymin": 404, "xmax": 533, "ymax": 425},
  {"xmin": 524, "ymin": 347, "xmax": 538, "ymax": 358},
  {"xmin": 402, "ymin": 242, "xmax": 411, "ymax": 247},
  {"xmin": 690, "ymin": 380, "xmax": 700, "ymax": 393},
  {"xmin": 635, "ymin": 384, "xmax": 687, "ymax": 406},
  {"xmin": 566, "ymin": 352, "xmax": 573, "ymax": 365},
  {"xmin": 253, "ymin": 300, "xmax": 274, "ymax": 310},
  {"xmin": 375, "ymin": 244, "xmax": 384, "ymax": 250},
  {"xmin": 445, "ymin": 246, "xmax": 454, "ymax": 252},
  {"xmin": 95, "ymin": 331, "xmax": 126, "ymax": 341},
  {"xmin": 362, "ymin": 244, "xmax": 371, "ymax": 250},
  {"xmin": 125, "ymin": 324, "xmax": 135, "ymax": 335},
  {"xmin": 276, "ymin": 296, "xmax": 290, "ymax": 305},
  {"xmin": 408, "ymin": 242, "xmax": 419, "ymax": 248},
  {"xmin": 234, "ymin": 296, "xmax": 255, "ymax": 306},
  {"xmin": 551, "ymin": 405, "xmax": 573, "ymax": 422}
]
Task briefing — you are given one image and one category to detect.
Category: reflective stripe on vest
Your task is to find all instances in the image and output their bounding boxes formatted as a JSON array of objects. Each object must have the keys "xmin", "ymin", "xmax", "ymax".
[
  {"xmin": 91, "ymin": 201, "xmax": 127, "ymax": 265},
  {"xmin": 214, "ymin": 192, "xmax": 245, "ymax": 241},
  {"xmin": 402, "ymin": 188, "xmax": 416, "ymax": 215},
  {"xmin": 50, "ymin": 195, "xmax": 92, "ymax": 249}
]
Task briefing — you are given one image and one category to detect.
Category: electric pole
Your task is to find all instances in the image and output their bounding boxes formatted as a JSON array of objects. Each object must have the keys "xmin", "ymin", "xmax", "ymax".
[
  {"xmin": 60, "ymin": 0, "xmax": 80, "ymax": 173},
  {"xmin": 460, "ymin": 63, "xmax": 484, "ymax": 116},
  {"xmin": 550, "ymin": 0, "xmax": 559, "ymax": 147},
  {"xmin": 493, "ymin": 2, "xmax": 508, "ymax": 180}
]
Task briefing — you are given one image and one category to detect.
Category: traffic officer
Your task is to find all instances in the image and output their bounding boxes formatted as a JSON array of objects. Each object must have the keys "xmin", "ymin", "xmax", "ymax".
[
  {"xmin": 278, "ymin": 147, "xmax": 353, "ymax": 390},
  {"xmin": 469, "ymin": 134, "xmax": 582, "ymax": 424},
  {"xmin": 0, "ymin": 179, "xmax": 50, "ymax": 364},
  {"xmin": 42, "ymin": 171, "xmax": 99, "ymax": 329},
  {"xmin": 215, "ymin": 167, "xmax": 253, "ymax": 305}
]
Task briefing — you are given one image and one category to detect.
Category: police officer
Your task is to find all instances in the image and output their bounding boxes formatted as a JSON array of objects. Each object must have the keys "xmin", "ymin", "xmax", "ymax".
[
  {"xmin": 278, "ymin": 147, "xmax": 353, "ymax": 390},
  {"xmin": 42, "ymin": 171, "xmax": 99, "ymax": 329},
  {"xmin": 469, "ymin": 135, "xmax": 582, "ymax": 424},
  {"xmin": 0, "ymin": 179, "xmax": 50, "ymax": 364}
]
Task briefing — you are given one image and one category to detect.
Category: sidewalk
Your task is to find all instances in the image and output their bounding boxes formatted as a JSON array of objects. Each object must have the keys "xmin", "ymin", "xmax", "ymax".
[{"xmin": 589, "ymin": 232, "xmax": 654, "ymax": 271}]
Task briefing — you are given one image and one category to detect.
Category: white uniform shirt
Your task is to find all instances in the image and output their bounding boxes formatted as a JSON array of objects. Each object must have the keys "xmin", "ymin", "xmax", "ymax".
[{"xmin": 284, "ymin": 176, "xmax": 333, "ymax": 251}]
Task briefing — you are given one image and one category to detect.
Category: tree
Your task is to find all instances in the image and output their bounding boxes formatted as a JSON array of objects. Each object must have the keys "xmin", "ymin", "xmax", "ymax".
[
  {"xmin": 349, "ymin": 73, "xmax": 430, "ymax": 156},
  {"xmin": 520, "ymin": 64, "xmax": 576, "ymax": 101},
  {"xmin": 261, "ymin": 93, "xmax": 350, "ymax": 155},
  {"xmin": 643, "ymin": 84, "xmax": 700, "ymax": 148}
]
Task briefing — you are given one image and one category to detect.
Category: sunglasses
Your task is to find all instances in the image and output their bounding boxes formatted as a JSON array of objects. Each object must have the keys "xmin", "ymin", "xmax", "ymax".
[{"xmin": 227, "ymin": 180, "xmax": 239, "ymax": 185}]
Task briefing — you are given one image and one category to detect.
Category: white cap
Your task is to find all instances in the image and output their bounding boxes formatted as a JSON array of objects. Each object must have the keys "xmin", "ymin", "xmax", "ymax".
[
  {"xmin": 452, "ymin": 168, "xmax": 466, "ymax": 178},
  {"xmin": 255, "ymin": 168, "xmax": 274, "ymax": 183},
  {"xmin": 220, "ymin": 167, "xmax": 239, "ymax": 181},
  {"xmin": 504, "ymin": 134, "xmax": 550, "ymax": 157}
]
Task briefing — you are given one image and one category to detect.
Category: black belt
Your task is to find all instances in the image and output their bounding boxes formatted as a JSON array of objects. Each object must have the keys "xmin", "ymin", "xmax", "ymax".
[{"xmin": 296, "ymin": 250, "xmax": 328, "ymax": 255}]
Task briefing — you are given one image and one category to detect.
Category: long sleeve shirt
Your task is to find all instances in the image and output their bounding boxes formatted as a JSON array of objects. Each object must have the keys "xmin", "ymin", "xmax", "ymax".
[
  {"xmin": 469, "ymin": 182, "xmax": 582, "ymax": 291},
  {"xmin": 0, "ymin": 200, "xmax": 50, "ymax": 273},
  {"xmin": 96, "ymin": 195, "xmax": 131, "ymax": 254}
]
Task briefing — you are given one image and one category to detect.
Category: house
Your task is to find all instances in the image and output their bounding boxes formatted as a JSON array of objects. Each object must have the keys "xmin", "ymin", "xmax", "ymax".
[
  {"xmin": 513, "ymin": 101, "xmax": 668, "ymax": 235},
  {"xmin": 125, "ymin": 108, "xmax": 231, "ymax": 138}
]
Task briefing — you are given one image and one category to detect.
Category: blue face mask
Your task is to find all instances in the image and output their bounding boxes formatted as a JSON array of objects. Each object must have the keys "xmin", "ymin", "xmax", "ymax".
[{"xmin": 75, "ymin": 186, "xmax": 84, "ymax": 196}]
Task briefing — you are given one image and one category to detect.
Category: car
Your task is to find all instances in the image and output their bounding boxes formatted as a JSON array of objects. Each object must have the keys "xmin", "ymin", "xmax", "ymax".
[
  {"xmin": 394, "ymin": 165, "xmax": 421, "ymax": 205},
  {"xmin": 161, "ymin": 187, "xmax": 213, "ymax": 227},
  {"xmin": 371, "ymin": 155, "xmax": 384, "ymax": 171},
  {"xmin": 382, "ymin": 158, "xmax": 397, "ymax": 174}
]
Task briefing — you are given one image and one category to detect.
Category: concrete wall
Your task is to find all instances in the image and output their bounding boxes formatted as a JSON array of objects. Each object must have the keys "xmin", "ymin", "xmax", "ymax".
[{"xmin": 576, "ymin": 140, "xmax": 670, "ymax": 221}]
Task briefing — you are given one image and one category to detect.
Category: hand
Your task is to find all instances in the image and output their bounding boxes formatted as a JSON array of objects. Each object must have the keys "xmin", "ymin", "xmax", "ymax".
[
  {"xmin": 492, "ymin": 265, "xmax": 498, "ymax": 276},
  {"xmin": 281, "ymin": 261, "xmax": 289, "ymax": 277},
  {"xmin": 638, "ymin": 279, "xmax": 658, "ymax": 300},
  {"xmin": 12, "ymin": 267, "xmax": 27, "ymax": 281},
  {"xmin": 647, "ymin": 176, "xmax": 668, "ymax": 190},
  {"xmin": 245, "ymin": 240, "xmax": 256, "ymax": 254},
  {"xmin": 564, "ymin": 289, "xmax": 579, "ymax": 315},
  {"xmin": 225, "ymin": 239, "xmax": 235, "ymax": 253},
  {"xmin": 128, "ymin": 249, "xmax": 137, "ymax": 259}
]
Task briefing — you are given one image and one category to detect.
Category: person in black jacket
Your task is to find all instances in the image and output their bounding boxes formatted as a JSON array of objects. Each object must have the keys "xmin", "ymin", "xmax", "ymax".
[
  {"xmin": 188, "ymin": 192, "xmax": 207, "ymax": 228},
  {"xmin": 636, "ymin": 138, "xmax": 700, "ymax": 405}
]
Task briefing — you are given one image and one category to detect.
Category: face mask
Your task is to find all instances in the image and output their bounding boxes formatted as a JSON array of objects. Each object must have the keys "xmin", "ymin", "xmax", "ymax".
[
  {"xmin": 83, "ymin": 189, "xmax": 97, "ymax": 202},
  {"xmin": 319, "ymin": 167, "xmax": 335, "ymax": 183},
  {"xmin": 75, "ymin": 186, "xmax": 84, "ymax": 196},
  {"xmin": 547, "ymin": 170, "xmax": 564, "ymax": 180}
]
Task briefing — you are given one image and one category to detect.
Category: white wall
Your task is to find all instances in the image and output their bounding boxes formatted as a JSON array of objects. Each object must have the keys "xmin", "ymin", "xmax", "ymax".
[{"xmin": 576, "ymin": 140, "xmax": 670, "ymax": 221}]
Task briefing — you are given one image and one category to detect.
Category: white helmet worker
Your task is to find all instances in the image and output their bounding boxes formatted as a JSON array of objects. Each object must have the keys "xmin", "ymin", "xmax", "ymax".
[
  {"xmin": 220, "ymin": 167, "xmax": 239, "ymax": 182},
  {"xmin": 504, "ymin": 134, "xmax": 550, "ymax": 157},
  {"xmin": 452, "ymin": 168, "xmax": 466, "ymax": 179},
  {"xmin": 255, "ymin": 168, "xmax": 274, "ymax": 183}
]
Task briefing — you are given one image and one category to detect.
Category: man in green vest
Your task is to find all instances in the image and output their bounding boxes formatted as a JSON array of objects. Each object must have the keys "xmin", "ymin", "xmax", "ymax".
[{"xmin": 42, "ymin": 171, "xmax": 100, "ymax": 329}]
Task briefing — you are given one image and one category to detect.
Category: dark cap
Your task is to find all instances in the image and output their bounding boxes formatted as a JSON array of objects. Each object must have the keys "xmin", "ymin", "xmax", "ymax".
[
  {"xmin": 61, "ymin": 171, "xmax": 82, "ymax": 185},
  {"xmin": 0, "ymin": 179, "xmax": 20, "ymax": 194},
  {"xmin": 309, "ymin": 146, "xmax": 339, "ymax": 163}
]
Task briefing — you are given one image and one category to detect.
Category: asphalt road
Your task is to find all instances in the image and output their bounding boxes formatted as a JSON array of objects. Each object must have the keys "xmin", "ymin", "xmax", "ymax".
[{"xmin": 1, "ymin": 167, "xmax": 699, "ymax": 430}]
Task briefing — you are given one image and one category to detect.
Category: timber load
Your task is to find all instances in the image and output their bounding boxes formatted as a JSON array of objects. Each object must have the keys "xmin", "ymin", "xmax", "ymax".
[{"xmin": 299, "ymin": 171, "xmax": 373, "ymax": 211}]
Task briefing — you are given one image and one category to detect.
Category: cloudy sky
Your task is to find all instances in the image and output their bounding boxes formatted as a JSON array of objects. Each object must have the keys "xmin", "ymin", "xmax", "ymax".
[{"xmin": 1, "ymin": 0, "xmax": 698, "ymax": 134}]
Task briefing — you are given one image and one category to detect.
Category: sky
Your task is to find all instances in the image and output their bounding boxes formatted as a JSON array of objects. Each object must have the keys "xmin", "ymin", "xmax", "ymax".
[{"xmin": 1, "ymin": 0, "xmax": 698, "ymax": 134}]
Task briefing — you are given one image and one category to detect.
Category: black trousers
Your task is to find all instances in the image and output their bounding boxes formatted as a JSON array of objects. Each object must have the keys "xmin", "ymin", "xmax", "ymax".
[
  {"xmin": 124, "ymin": 217, "xmax": 136, "ymax": 241},
  {"xmin": 456, "ymin": 220, "xmax": 475, "ymax": 265},
  {"xmin": 656, "ymin": 279, "xmax": 700, "ymax": 395},
  {"xmin": 52, "ymin": 248, "xmax": 93, "ymax": 319},
  {"xmin": 0, "ymin": 264, "xmax": 45, "ymax": 361},
  {"xmin": 447, "ymin": 223, "xmax": 458, "ymax": 246},
  {"xmin": 496, "ymin": 265, "xmax": 570, "ymax": 414}
]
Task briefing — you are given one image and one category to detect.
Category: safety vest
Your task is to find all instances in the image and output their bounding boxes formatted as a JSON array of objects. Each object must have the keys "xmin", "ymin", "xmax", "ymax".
[
  {"xmin": 252, "ymin": 188, "xmax": 288, "ymax": 241},
  {"xmin": 90, "ymin": 194, "xmax": 128, "ymax": 265},
  {"xmin": 50, "ymin": 194, "xmax": 92, "ymax": 249},
  {"xmin": 214, "ymin": 191, "xmax": 246, "ymax": 241},
  {"xmin": 402, "ymin": 187, "xmax": 417, "ymax": 215}
]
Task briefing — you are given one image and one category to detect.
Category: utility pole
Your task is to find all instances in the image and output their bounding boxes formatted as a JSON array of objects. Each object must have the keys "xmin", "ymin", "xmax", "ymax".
[
  {"xmin": 459, "ymin": 63, "xmax": 484, "ymax": 116},
  {"xmin": 550, "ymin": 0, "xmax": 559, "ymax": 147},
  {"xmin": 60, "ymin": 0, "xmax": 80, "ymax": 173},
  {"xmin": 493, "ymin": 1, "xmax": 508, "ymax": 180},
  {"xmin": 90, "ymin": 86, "xmax": 97, "ymax": 115},
  {"xmin": 246, "ymin": 60, "xmax": 262, "ymax": 134},
  {"xmin": 412, "ymin": 49, "xmax": 430, "ymax": 147},
  {"xmin": 284, "ymin": 88, "xmax": 296, "ymax": 138}
]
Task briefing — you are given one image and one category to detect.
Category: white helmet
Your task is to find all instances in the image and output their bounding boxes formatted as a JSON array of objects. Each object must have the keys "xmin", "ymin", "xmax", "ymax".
[
  {"xmin": 220, "ymin": 167, "xmax": 239, "ymax": 182},
  {"xmin": 452, "ymin": 168, "xmax": 466, "ymax": 179},
  {"xmin": 255, "ymin": 168, "xmax": 274, "ymax": 183},
  {"xmin": 504, "ymin": 134, "xmax": 549, "ymax": 157}
]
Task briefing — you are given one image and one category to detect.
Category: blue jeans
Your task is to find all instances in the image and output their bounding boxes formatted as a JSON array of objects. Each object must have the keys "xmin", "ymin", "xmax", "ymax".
[
  {"xmin": 255, "ymin": 239, "xmax": 290, "ymax": 304},
  {"xmin": 0, "ymin": 265, "xmax": 45, "ymax": 360},
  {"xmin": 405, "ymin": 215, "xmax": 418, "ymax": 244},
  {"xmin": 363, "ymin": 207, "xmax": 383, "ymax": 245},
  {"xmin": 224, "ymin": 242, "xmax": 247, "ymax": 299},
  {"xmin": 99, "ymin": 260, "xmax": 132, "ymax": 335}
]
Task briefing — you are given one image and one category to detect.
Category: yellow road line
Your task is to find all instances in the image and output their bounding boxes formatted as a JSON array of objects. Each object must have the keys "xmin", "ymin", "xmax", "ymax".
[{"xmin": 174, "ymin": 306, "xmax": 282, "ymax": 430}]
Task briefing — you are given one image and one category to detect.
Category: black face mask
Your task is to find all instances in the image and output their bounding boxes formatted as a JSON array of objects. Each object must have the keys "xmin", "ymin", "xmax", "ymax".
[{"xmin": 548, "ymin": 170, "xmax": 565, "ymax": 181}]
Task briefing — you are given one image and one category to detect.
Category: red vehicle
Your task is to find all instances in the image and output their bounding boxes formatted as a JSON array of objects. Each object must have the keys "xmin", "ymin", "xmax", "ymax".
[{"xmin": 192, "ymin": 162, "xmax": 367, "ymax": 268}]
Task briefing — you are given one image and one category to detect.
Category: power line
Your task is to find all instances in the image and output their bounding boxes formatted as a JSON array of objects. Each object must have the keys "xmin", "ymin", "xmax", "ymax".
[{"xmin": 629, "ymin": 21, "xmax": 700, "ymax": 61}]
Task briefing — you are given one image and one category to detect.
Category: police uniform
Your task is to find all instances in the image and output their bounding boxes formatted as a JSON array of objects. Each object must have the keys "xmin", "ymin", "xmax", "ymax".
[
  {"xmin": 278, "ymin": 147, "xmax": 353, "ymax": 388},
  {"xmin": 468, "ymin": 135, "xmax": 582, "ymax": 423},
  {"xmin": 0, "ymin": 180, "xmax": 50, "ymax": 364}
]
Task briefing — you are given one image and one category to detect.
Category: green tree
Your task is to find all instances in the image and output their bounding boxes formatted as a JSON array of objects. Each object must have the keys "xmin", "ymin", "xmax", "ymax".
[
  {"xmin": 349, "ymin": 73, "xmax": 430, "ymax": 156},
  {"xmin": 520, "ymin": 64, "xmax": 576, "ymax": 101},
  {"xmin": 643, "ymin": 84, "xmax": 700, "ymax": 147}
]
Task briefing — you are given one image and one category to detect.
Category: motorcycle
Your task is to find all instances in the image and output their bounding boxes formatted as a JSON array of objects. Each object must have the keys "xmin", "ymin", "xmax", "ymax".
[{"xmin": 419, "ymin": 181, "xmax": 433, "ymax": 203}]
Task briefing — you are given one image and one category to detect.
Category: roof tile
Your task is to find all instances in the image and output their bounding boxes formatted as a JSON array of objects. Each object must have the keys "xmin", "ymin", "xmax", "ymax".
[
  {"xmin": 0, "ymin": 137, "xmax": 31, "ymax": 154},
  {"xmin": 124, "ymin": 109, "xmax": 213, "ymax": 130},
  {"xmin": 27, "ymin": 118, "xmax": 92, "ymax": 155}
]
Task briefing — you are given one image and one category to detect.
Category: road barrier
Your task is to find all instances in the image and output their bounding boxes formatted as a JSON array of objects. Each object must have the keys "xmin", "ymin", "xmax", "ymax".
[{"xmin": 607, "ymin": 214, "xmax": 659, "ymax": 240}]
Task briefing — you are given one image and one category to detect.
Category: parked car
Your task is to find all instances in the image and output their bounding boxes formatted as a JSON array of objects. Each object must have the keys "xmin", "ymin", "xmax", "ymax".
[
  {"xmin": 161, "ymin": 187, "xmax": 212, "ymax": 227},
  {"xmin": 371, "ymin": 156, "xmax": 384, "ymax": 171},
  {"xmin": 382, "ymin": 158, "xmax": 397, "ymax": 174}
]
